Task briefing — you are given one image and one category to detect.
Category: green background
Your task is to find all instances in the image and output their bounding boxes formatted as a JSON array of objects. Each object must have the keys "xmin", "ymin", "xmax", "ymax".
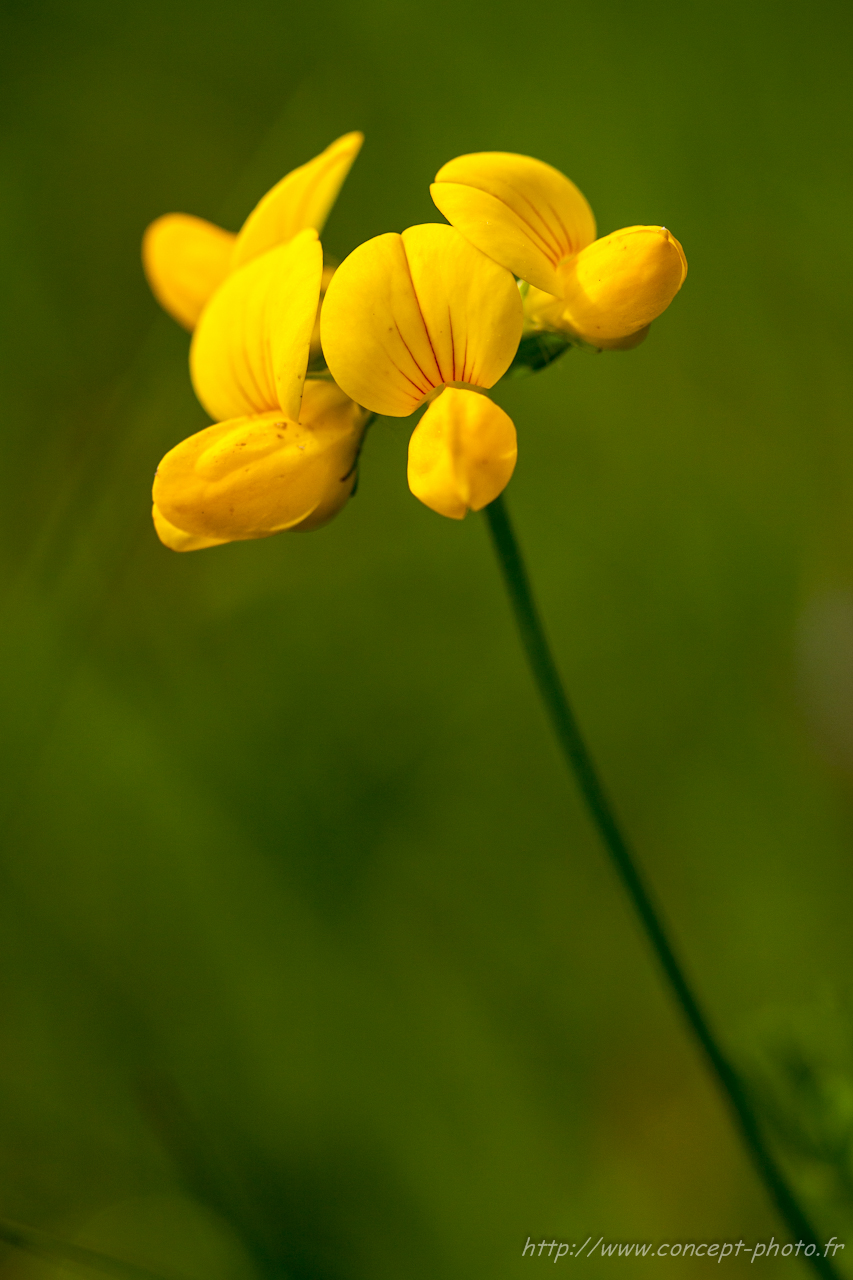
[{"xmin": 1, "ymin": 0, "xmax": 853, "ymax": 1274}]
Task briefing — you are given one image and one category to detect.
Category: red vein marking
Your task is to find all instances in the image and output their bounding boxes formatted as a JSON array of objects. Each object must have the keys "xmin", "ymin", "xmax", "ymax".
[
  {"xmin": 394, "ymin": 319, "xmax": 438, "ymax": 391},
  {"xmin": 421, "ymin": 320, "xmax": 445, "ymax": 384},
  {"xmin": 547, "ymin": 200, "xmax": 578, "ymax": 256},
  {"xmin": 382, "ymin": 343, "xmax": 430, "ymax": 398},
  {"xmin": 397, "ymin": 243, "xmax": 445, "ymax": 383},
  {"xmin": 486, "ymin": 187, "xmax": 563, "ymax": 263},
  {"xmin": 386, "ymin": 351, "xmax": 430, "ymax": 400},
  {"xmin": 516, "ymin": 191, "xmax": 564, "ymax": 261},
  {"xmin": 448, "ymin": 308, "xmax": 457, "ymax": 382},
  {"xmin": 513, "ymin": 185, "xmax": 564, "ymax": 242}
]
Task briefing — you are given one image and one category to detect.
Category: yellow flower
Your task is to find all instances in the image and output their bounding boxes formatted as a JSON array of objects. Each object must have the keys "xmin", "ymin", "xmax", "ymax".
[
  {"xmin": 142, "ymin": 132, "xmax": 363, "ymax": 330},
  {"xmin": 321, "ymin": 223, "xmax": 522, "ymax": 519},
  {"xmin": 152, "ymin": 228, "xmax": 368, "ymax": 551},
  {"xmin": 431, "ymin": 152, "xmax": 687, "ymax": 349}
]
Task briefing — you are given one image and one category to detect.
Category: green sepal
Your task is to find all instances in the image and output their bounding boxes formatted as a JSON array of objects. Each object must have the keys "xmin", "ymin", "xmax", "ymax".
[{"xmin": 503, "ymin": 330, "xmax": 572, "ymax": 379}]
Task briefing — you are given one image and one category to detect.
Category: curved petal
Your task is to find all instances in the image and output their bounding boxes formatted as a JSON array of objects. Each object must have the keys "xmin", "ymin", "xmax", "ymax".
[
  {"xmin": 142, "ymin": 214, "xmax": 235, "ymax": 330},
  {"xmin": 152, "ymin": 504, "xmax": 229, "ymax": 552},
  {"xmin": 190, "ymin": 228, "xmax": 323, "ymax": 423},
  {"xmin": 321, "ymin": 232, "xmax": 436, "ymax": 416},
  {"xmin": 401, "ymin": 225, "xmax": 523, "ymax": 387},
  {"xmin": 152, "ymin": 382, "xmax": 366, "ymax": 546},
  {"xmin": 407, "ymin": 387, "xmax": 517, "ymax": 519},
  {"xmin": 555, "ymin": 225, "xmax": 687, "ymax": 344},
  {"xmin": 231, "ymin": 132, "xmax": 363, "ymax": 271},
  {"xmin": 321, "ymin": 224, "xmax": 523, "ymax": 417},
  {"xmin": 431, "ymin": 152, "xmax": 596, "ymax": 295}
]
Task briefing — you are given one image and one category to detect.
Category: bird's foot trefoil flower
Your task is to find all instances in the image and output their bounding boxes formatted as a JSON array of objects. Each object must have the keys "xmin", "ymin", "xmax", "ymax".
[
  {"xmin": 320, "ymin": 222, "xmax": 523, "ymax": 518},
  {"xmin": 142, "ymin": 137, "xmax": 688, "ymax": 537},
  {"xmin": 143, "ymin": 134, "xmax": 368, "ymax": 551},
  {"xmin": 150, "ymin": 225, "xmax": 368, "ymax": 550},
  {"xmin": 431, "ymin": 151, "xmax": 687, "ymax": 352}
]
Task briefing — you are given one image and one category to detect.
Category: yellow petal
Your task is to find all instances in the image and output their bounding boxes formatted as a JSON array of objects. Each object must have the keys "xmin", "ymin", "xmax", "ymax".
[
  {"xmin": 152, "ymin": 381, "xmax": 366, "ymax": 545},
  {"xmin": 321, "ymin": 224, "xmax": 523, "ymax": 417},
  {"xmin": 400, "ymin": 225, "xmax": 523, "ymax": 386},
  {"xmin": 190, "ymin": 228, "xmax": 323, "ymax": 423},
  {"xmin": 407, "ymin": 387, "xmax": 517, "ymax": 519},
  {"xmin": 431, "ymin": 152, "xmax": 596, "ymax": 295},
  {"xmin": 555, "ymin": 225, "xmax": 687, "ymax": 344},
  {"xmin": 152, "ymin": 504, "xmax": 229, "ymax": 552},
  {"xmin": 321, "ymin": 232, "xmax": 435, "ymax": 416},
  {"xmin": 142, "ymin": 214, "xmax": 236, "ymax": 330},
  {"xmin": 231, "ymin": 132, "xmax": 363, "ymax": 271}
]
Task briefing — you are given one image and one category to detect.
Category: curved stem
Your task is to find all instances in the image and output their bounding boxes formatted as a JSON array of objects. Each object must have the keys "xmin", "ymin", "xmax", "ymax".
[{"xmin": 484, "ymin": 493, "xmax": 840, "ymax": 1277}]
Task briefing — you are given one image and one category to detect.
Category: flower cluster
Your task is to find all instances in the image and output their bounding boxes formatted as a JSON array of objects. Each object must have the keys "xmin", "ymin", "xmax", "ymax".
[{"xmin": 144, "ymin": 135, "xmax": 686, "ymax": 549}]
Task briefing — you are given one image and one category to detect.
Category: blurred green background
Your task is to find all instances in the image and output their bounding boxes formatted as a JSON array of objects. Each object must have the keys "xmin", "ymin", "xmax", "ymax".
[{"xmin": 1, "ymin": 0, "xmax": 853, "ymax": 1274}]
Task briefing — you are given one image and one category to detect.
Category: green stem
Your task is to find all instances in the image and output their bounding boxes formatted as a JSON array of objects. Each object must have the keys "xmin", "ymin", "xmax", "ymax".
[{"xmin": 484, "ymin": 493, "xmax": 840, "ymax": 1277}]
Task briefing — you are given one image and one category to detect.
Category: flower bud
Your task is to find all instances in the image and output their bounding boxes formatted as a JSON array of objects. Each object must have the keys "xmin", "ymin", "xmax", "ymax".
[
  {"xmin": 553, "ymin": 225, "xmax": 687, "ymax": 345},
  {"xmin": 407, "ymin": 387, "xmax": 517, "ymax": 519},
  {"xmin": 153, "ymin": 381, "xmax": 367, "ymax": 550}
]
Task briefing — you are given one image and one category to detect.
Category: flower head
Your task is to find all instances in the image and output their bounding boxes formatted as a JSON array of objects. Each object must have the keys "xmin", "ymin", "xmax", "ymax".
[
  {"xmin": 143, "ymin": 134, "xmax": 368, "ymax": 552},
  {"xmin": 151, "ymin": 227, "xmax": 368, "ymax": 551},
  {"xmin": 321, "ymin": 223, "xmax": 522, "ymax": 518},
  {"xmin": 144, "ymin": 138, "xmax": 688, "ymax": 543},
  {"xmin": 431, "ymin": 151, "xmax": 686, "ymax": 349}
]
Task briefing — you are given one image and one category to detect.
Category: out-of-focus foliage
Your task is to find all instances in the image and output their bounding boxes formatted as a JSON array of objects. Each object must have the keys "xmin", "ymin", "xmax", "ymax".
[
  {"xmin": 0, "ymin": 0, "xmax": 852, "ymax": 1275},
  {"xmin": 744, "ymin": 995, "xmax": 853, "ymax": 1234}
]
